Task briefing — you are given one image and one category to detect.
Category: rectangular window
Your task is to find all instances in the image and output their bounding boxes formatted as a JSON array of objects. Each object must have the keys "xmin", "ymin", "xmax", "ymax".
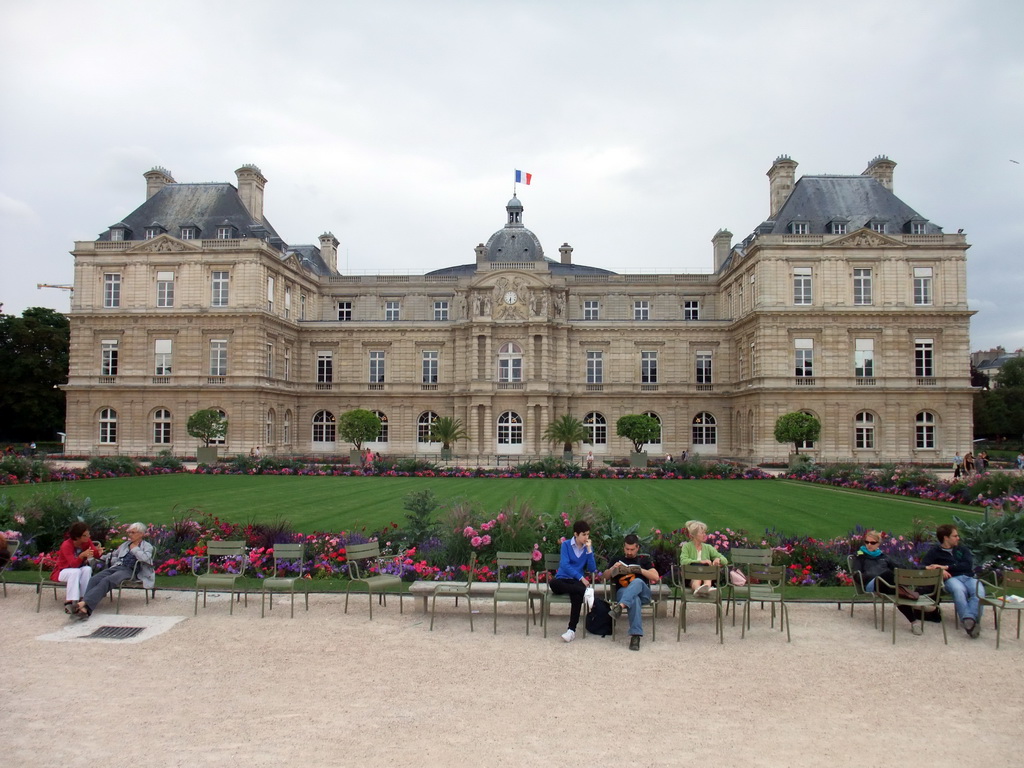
[
  {"xmin": 498, "ymin": 356, "xmax": 522, "ymax": 383},
  {"xmin": 633, "ymin": 301, "xmax": 650, "ymax": 321},
  {"xmin": 110, "ymin": 229, "xmax": 124, "ymax": 241},
  {"xmin": 265, "ymin": 343, "xmax": 274, "ymax": 378},
  {"xmin": 217, "ymin": 227, "xmax": 232, "ymax": 239},
  {"xmin": 586, "ymin": 351, "xmax": 603, "ymax": 384},
  {"xmin": 144, "ymin": 227, "xmax": 160, "ymax": 240},
  {"xmin": 854, "ymin": 338, "xmax": 874, "ymax": 378},
  {"xmin": 154, "ymin": 413, "xmax": 171, "ymax": 444},
  {"xmin": 422, "ymin": 351, "xmax": 439, "ymax": 384},
  {"xmin": 793, "ymin": 267, "xmax": 812, "ymax": 305},
  {"xmin": 853, "ymin": 268, "xmax": 872, "ymax": 305},
  {"xmin": 317, "ymin": 351, "xmax": 333, "ymax": 383},
  {"xmin": 156, "ymin": 271, "xmax": 174, "ymax": 308},
  {"xmin": 433, "ymin": 301, "xmax": 449, "ymax": 321},
  {"xmin": 283, "ymin": 348, "xmax": 291, "ymax": 381},
  {"xmin": 337, "ymin": 301, "xmax": 352, "ymax": 321},
  {"xmin": 871, "ymin": 222, "xmax": 886, "ymax": 234},
  {"xmin": 913, "ymin": 267, "xmax": 933, "ymax": 305},
  {"xmin": 911, "ymin": 222, "xmax": 927, "ymax": 235},
  {"xmin": 641, "ymin": 351, "xmax": 658, "ymax": 383},
  {"xmin": 683, "ymin": 300, "xmax": 700, "ymax": 320},
  {"xmin": 831, "ymin": 222, "xmax": 847, "ymax": 235},
  {"xmin": 154, "ymin": 339, "xmax": 172, "ymax": 375},
  {"xmin": 385, "ymin": 300, "xmax": 401, "ymax": 321},
  {"xmin": 369, "ymin": 351, "xmax": 385, "ymax": 383},
  {"xmin": 209, "ymin": 339, "xmax": 228, "ymax": 376},
  {"xmin": 211, "ymin": 271, "xmax": 229, "ymax": 307},
  {"xmin": 284, "ymin": 287, "xmax": 291, "ymax": 319},
  {"xmin": 267, "ymin": 276, "xmax": 275, "ymax": 312},
  {"xmin": 696, "ymin": 352, "xmax": 712, "ymax": 384},
  {"xmin": 300, "ymin": 294, "xmax": 307, "ymax": 320},
  {"xmin": 180, "ymin": 227, "xmax": 195, "ymax": 240},
  {"xmin": 791, "ymin": 222, "xmax": 808, "ymax": 235},
  {"xmin": 583, "ymin": 300, "xmax": 600, "ymax": 320},
  {"xmin": 104, "ymin": 273, "xmax": 121, "ymax": 308},
  {"xmin": 915, "ymin": 338, "xmax": 934, "ymax": 378},
  {"xmin": 795, "ymin": 338, "xmax": 813, "ymax": 377},
  {"xmin": 101, "ymin": 340, "xmax": 118, "ymax": 376}
]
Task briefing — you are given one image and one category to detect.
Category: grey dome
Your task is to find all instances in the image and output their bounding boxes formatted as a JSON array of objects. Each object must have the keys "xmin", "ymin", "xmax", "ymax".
[{"xmin": 485, "ymin": 194, "xmax": 544, "ymax": 262}]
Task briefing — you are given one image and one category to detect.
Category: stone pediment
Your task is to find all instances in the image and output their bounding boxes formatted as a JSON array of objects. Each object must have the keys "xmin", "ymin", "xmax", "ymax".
[
  {"xmin": 126, "ymin": 234, "xmax": 203, "ymax": 254},
  {"xmin": 824, "ymin": 228, "xmax": 906, "ymax": 248}
]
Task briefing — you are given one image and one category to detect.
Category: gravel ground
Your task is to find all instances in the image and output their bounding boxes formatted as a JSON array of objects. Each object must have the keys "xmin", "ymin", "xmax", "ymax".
[{"xmin": 2, "ymin": 584, "xmax": 1021, "ymax": 768}]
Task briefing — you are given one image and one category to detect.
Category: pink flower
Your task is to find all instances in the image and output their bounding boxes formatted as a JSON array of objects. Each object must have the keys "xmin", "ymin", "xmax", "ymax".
[
  {"xmin": 481, "ymin": 535, "xmax": 491, "ymax": 545},
  {"xmin": 470, "ymin": 536, "xmax": 482, "ymax": 547},
  {"xmin": 531, "ymin": 549, "xmax": 542, "ymax": 562},
  {"xmin": 463, "ymin": 526, "xmax": 476, "ymax": 537}
]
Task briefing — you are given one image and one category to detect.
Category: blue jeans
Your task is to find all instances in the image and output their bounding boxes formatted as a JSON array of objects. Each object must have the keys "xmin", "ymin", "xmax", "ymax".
[
  {"xmin": 943, "ymin": 574, "xmax": 984, "ymax": 622},
  {"xmin": 615, "ymin": 579, "xmax": 652, "ymax": 636}
]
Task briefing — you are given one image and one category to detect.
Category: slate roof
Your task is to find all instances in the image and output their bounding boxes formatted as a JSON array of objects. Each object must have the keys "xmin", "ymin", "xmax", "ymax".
[
  {"xmin": 764, "ymin": 175, "xmax": 943, "ymax": 235},
  {"xmin": 284, "ymin": 244, "xmax": 334, "ymax": 277}
]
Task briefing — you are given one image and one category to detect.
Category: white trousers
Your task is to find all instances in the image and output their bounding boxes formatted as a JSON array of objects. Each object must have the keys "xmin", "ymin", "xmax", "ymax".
[{"xmin": 58, "ymin": 565, "xmax": 92, "ymax": 601}]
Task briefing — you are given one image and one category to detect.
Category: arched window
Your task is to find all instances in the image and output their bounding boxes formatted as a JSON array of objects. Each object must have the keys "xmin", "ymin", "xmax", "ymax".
[
  {"xmin": 153, "ymin": 408, "xmax": 172, "ymax": 444},
  {"xmin": 265, "ymin": 409, "xmax": 275, "ymax": 445},
  {"xmin": 372, "ymin": 410, "xmax": 389, "ymax": 443},
  {"xmin": 855, "ymin": 411, "xmax": 875, "ymax": 449},
  {"xmin": 418, "ymin": 411, "xmax": 438, "ymax": 443},
  {"xmin": 283, "ymin": 410, "xmax": 292, "ymax": 444},
  {"xmin": 692, "ymin": 412, "xmax": 717, "ymax": 446},
  {"xmin": 99, "ymin": 408, "xmax": 118, "ymax": 444},
  {"xmin": 207, "ymin": 408, "xmax": 227, "ymax": 445},
  {"xmin": 642, "ymin": 411, "xmax": 662, "ymax": 447},
  {"xmin": 497, "ymin": 342, "xmax": 523, "ymax": 383},
  {"xmin": 584, "ymin": 412, "xmax": 607, "ymax": 445},
  {"xmin": 312, "ymin": 410, "xmax": 336, "ymax": 443},
  {"xmin": 798, "ymin": 410, "xmax": 817, "ymax": 450},
  {"xmin": 497, "ymin": 411, "xmax": 523, "ymax": 445},
  {"xmin": 915, "ymin": 411, "xmax": 935, "ymax": 449}
]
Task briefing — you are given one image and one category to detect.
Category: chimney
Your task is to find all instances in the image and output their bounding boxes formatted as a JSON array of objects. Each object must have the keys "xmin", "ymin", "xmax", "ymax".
[
  {"xmin": 767, "ymin": 155, "xmax": 798, "ymax": 218},
  {"xmin": 863, "ymin": 155, "xmax": 896, "ymax": 192},
  {"xmin": 235, "ymin": 164, "xmax": 267, "ymax": 222},
  {"xmin": 559, "ymin": 243, "xmax": 573, "ymax": 265},
  {"xmin": 318, "ymin": 232, "xmax": 339, "ymax": 273},
  {"xmin": 475, "ymin": 243, "xmax": 487, "ymax": 269},
  {"xmin": 712, "ymin": 229, "xmax": 733, "ymax": 272},
  {"xmin": 144, "ymin": 167, "xmax": 175, "ymax": 200}
]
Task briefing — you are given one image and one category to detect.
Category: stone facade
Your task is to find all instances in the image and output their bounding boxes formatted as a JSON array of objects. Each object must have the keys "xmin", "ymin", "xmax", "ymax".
[{"xmin": 63, "ymin": 158, "xmax": 975, "ymax": 462}]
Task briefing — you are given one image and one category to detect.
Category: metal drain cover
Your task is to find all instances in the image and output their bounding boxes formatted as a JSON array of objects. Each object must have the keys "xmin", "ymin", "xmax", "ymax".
[{"xmin": 82, "ymin": 625, "xmax": 145, "ymax": 640}]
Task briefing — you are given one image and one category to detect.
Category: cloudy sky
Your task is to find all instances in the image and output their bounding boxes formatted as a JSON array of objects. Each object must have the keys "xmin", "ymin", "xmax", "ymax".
[{"xmin": 2, "ymin": 0, "xmax": 1021, "ymax": 351}]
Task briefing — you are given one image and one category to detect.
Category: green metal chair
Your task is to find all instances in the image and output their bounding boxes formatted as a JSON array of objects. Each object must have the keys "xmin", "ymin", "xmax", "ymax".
[
  {"xmin": 676, "ymin": 563, "xmax": 724, "ymax": 643},
  {"xmin": 343, "ymin": 541, "xmax": 404, "ymax": 619},
  {"xmin": 877, "ymin": 568, "xmax": 946, "ymax": 645},
  {"xmin": 261, "ymin": 543, "xmax": 309, "ymax": 618},
  {"xmin": 602, "ymin": 568, "xmax": 659, "ymax": 642},
  {"xmin": 192, "ymin": 540, "xmax": 248, "ymax": 615},
  {"xmin": 430, "ymin": 552, "xmax": 477, "ymax": 631},
  {"xmin": 492, "ymin": 551, "xmax": 537, "ymax": 635},
  {"xmin": 1, "ymin": 538, "xmax": 19, "ymax": 597},
  {"xmin": 846, "ymin": 554, "xmax": 881, "ymax": 629},
  {"xmin": 741, "ymin": 564, "xmax": 790, "ymax": 642},
  {"xmin": 979, "ymin": 570, "xmax": 1024, "ymax": 649},
  {"xmin": 36, "ymin": 553, "xmax": 69, "ymax": 612},
  {"xmin": 542, "ymin": 552, "xmax": 593, "ymax": 638},
  {"xmin": 114, "ymin": 546, "xmax": 158, "ymax": 614},
  {"xmin": 725, "ymin": 548, "xmax": 773, "ymax": 624}
]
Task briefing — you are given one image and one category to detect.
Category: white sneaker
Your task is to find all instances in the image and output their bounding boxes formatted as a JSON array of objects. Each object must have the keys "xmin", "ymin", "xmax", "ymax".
[
  {"xmin": 695, "ymin": 585, "xmax": 710, "ymax": 597},
  {"xmin": 911, "ymin": 620, "xmax": 923, "ymax": 636},
  {"xmin": 561, "ymin": 628, "xmax": 576, "ymax": 643}
]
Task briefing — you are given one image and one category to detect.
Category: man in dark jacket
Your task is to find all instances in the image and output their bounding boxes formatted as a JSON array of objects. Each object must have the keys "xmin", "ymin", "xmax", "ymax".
[{"xmin": 921, "ymin": 524, "xmax": 985, "ymax": 638}]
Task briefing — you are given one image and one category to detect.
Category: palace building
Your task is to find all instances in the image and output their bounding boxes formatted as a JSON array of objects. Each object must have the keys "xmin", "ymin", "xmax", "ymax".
[{"xmin": 63, "ymin": 156, "xmax": 974, "ymax": 462}]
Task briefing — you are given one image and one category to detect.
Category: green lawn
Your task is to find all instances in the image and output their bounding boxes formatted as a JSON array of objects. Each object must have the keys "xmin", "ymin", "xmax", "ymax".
[{"xmin": 1, "ymin": 474, "xmax": 975, "ymax": 539}]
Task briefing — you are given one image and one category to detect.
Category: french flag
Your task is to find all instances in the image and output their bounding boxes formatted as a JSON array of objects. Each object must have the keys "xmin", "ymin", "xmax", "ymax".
[{"xmin": 514, "ymin": 170, "xmax": 532, "ymax": 185}]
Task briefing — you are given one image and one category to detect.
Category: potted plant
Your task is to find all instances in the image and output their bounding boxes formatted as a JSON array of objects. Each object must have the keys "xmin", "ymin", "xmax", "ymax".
[
  {"xmin": 428, "ymin": 415, "xmax": 469, "ymax": 461},
  {"xmin": 542, "ymin": 413, "xmax": 589, "ymax": 462},
  {"xmin": 187, "ymin": 409, "xmax": 227, "ymax": 464},
  {"xmin": 774, "ymin": 411, "xmax": 822, "ymax": 468},
  {"xmin": 616, "ymin": 414, "xmax": 661, "ymax": 468},
  {"xmin": 338, "ymin": 409, "xmax": 383, "ymax": 464}
]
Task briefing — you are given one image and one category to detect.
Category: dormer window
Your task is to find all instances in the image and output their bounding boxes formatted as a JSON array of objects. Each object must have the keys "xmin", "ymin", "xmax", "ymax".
[
  {"xmin": 870, "ymin": 220, "xmax": 887, "ymax": 234},
  {"xmin": 911, "ymin": 221, "xmax": 927, "ymax": 235},
  {"xmin": 144, "ymin": 228, "xmax": 160, "ymax": 240},
  {"xmin": 110, "ymin": 229, "xmax": 124, "ymax": 241},
  {"xmin": 828, "ymin": 219, "xmax": 848, "ymax": 235},
  {"xmin": 108, "ymin": 224, "xmax": 131, "ymax": 241},
  {"xmin": 217, "ymin": 226, "xmax": 235, "ymax": 239},
  {"xmin": 789, "ymin": 221, "xmax": 809, "ymax": 235},
  {"xmin": 180, "ymin": 227, "xmax": 197, "ymax": 240}
]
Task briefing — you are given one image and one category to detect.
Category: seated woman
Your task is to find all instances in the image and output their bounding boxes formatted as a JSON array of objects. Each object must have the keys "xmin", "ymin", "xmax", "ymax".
[
  {"xmin": 71, "ymin": 522, "xmax": 153, "ymax": 619},
  {"xmin": 679, "ymin": 519, "xmax": 727, "ymax": 596},
  {"xmin": 852, "ymin": 530, "xmax": 939, "ymax": 635},
  {"xmin": 51, "ymin": 522, "xmax": 102, "ymax": 613},
  {"xmin": 549, "ymin": 520, "xmax": 597, "ymax": 643}
]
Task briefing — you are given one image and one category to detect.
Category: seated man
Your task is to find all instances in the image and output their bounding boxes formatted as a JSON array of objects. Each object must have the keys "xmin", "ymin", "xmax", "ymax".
[
  {"xmin": 71, "ymin": 522, "xmax": 154, "ymax": 619},
  {"xmin": 921, "ymin": 523, "xmax": 985, "ymax": 639},
  {"xmin": 602, "ymin": 534, "xmax": 660, "ymax": 651}
]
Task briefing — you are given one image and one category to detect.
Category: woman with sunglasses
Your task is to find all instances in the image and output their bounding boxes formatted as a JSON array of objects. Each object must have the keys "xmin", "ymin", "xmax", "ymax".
[{"xmin": 852, "ymin": 531, "xmax": 939, "ymax": 635}]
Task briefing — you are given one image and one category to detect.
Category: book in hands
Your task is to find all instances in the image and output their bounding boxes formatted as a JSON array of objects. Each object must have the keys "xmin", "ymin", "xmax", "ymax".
[{"xmin": 614, "ymin": 561, "xmax": 643, "ymax": 574}]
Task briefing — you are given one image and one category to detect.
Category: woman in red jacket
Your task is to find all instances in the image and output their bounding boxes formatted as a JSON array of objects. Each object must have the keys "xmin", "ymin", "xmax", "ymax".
[{"xmin": 50, "ymin": 522, "xmax": 103, "ymax": 612}]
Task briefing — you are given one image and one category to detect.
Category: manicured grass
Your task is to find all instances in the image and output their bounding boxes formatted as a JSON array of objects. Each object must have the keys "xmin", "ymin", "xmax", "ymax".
[{"xmin": 1, "ymin": 474, "xmax": 975, "ymax": 539}]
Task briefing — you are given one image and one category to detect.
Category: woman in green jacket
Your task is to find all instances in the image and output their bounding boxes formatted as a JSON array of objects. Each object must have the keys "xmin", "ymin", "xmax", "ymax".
[{"xmin": 679, "ymin": 519, "xmax": 728, "ymax": 597}]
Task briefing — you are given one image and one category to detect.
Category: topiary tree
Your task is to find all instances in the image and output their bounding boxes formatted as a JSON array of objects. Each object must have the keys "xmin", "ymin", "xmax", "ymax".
[
  {"xmin": 773, "ymin": 411, "xmax": 821, "ymax": 454},
  {"xmin": 338, "ymin": 409, "xmax": 382, "ymax": 450},
  {"xmin": 542, "ymin": 413, "xmax": 589, "ymax": 454},
  {"xmin": 616, "ymin": 414, "xmax": 661, "ymax": 453},
  {"xmin": 187, "ymin": 409, "xmax": 227, "ymax": 447}
]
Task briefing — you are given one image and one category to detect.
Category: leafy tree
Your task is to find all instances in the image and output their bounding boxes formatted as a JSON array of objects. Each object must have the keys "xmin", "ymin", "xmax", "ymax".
[
  {"xmin": 187, "ymin": 409, "xmax": 227, "ymax": 447},
  {"xmin": 774, "ymin": 412, "xmax": 821, "ymax": 454},
  {"xmin": 995, "ymin": 357, "xmax": 1024, "ymax": 389},
  {"xmin": 542, "ymin": 413, "xmax": 589, "ymax": 453},
  {"xmin": 428, "ymin": 415, "xmax": 469, "ymax": 451},
  {"xmin": 337, "ymin": 409, "xmax": 382, "ymax": 450},
  {"xmin": 0, "ymin": 307, "xmax": 69, "ymax": 441},
  {"xmin": 402, "ymin": 489, "xmax": 439, "ymax": 547},
  {"xmin": 615, "ymin": 414, "xmax": 661, "ymax": 453}
]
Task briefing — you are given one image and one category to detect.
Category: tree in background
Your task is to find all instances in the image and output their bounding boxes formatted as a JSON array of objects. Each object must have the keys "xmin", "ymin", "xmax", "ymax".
[
  {"xmin": 773, "ymin": 412, "xmax": 822, "ymax": 454},
  {"xmin": 428, "ymin": 415, "xmax": 469, "ymax": 452},
  {"xmin": 0, "ymin": 307, "xmax": 69, "ymax": 442},
  {"xmin": 974, "ymin": 357, "xmax": 1024, "ymax": 447},
  {"xmin": 186, "ymin": 409, "xmax": 228, "ymax": 447},
  {"xmin": 542, "ymin": 413, "xmax": 589, "ymax": 454},
  {"xmin": 337, "ymin": 409, "xmax": 382, "ymax": 450},
  {"xmin": 615, "ymin": 414, "xmax": 661, "ymax": 453}
]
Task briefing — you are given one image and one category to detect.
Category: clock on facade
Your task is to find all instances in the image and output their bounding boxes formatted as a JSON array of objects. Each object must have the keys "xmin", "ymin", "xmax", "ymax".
[{"xmin": 503, "ymin": 290, "xmax": 518, "ymax": 305}]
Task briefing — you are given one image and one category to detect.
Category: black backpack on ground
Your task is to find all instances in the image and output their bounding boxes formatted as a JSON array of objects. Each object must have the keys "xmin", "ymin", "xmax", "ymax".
[{"xmin": 585, "ymin": 597, "xmax": 613, "ymax": 637}]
